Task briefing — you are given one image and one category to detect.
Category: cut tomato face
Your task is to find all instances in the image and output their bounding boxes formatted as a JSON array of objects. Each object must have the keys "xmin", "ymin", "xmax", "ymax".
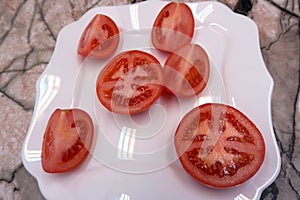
[
  {"xmin": 96, "ymin": 50, "xmax": 163, "ymax": 114},
  {"xmin": 151, "ymin": 2, "xmax": 194, "ymax": 52},
  {"xmin": 77, "ymin": 14, "xmax": 119, "ymax": 59},
  {"xmin": 174, "ymin": 103, "xmax": 265, "ymax": 188},
  {"xmin": 163, "ymin": 43, "xmax": 210, "ymax": 97},
  {"xmin": 41, "ymin": 109, "xmax": 94, "ymax": 173}
]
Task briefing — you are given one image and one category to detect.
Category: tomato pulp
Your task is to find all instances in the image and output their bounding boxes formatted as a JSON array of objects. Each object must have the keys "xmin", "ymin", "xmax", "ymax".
[
  {"xmin": 163, "ymin": 43, "xmax": 210, "ymax": 97},
  {"xmin": 151, "ymin": 2, "xmax": 195, "ymax": 52},
  {"xmin": 96, "ymin": 50, "xmax": 163, "ymax": 114},
  {"xmin": 41, "ymin": 109, "xmax": 94, "ymax": 173},
  {"xmin": 174, "ymin": 103, "xmax": 265, "ymax": 188},
  {"xmin": 77, "ymin": 14, "xmax": 119, "ymax": 59}
]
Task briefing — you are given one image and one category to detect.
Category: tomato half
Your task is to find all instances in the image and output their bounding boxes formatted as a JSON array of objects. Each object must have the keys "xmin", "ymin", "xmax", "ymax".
[
  {"xmin": 174, "ymin": 103, "xmax": 265, "ymax": 188},
  {"xmin": 151, "ymin": 2, "xmax": 195, "ymax": 52},
  {"xmin": 41, "ymin": 109, "xmax": 94, "ymax": 173},
  {"xmin": 77, "ymin": 14, "xmax": 119, "ymax": 59},
  {"xmin": 163, "ymin": 43, "xmax": 210, "ymax": 97},
  {"xmin": 96, "ymin": 50, "xmax": 163, "ymax": 114}
]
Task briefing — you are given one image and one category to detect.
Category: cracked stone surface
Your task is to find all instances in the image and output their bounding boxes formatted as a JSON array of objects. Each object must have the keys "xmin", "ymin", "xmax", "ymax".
[{"xmin": 0, "ymin": 0, "xmax": 299, "ymax": 199}]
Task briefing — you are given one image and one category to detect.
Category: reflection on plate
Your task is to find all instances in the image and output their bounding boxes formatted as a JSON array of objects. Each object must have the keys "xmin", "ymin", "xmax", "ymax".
[{"xmin": 22, "ymin": 1, "xmax": 280, "ymax": 200}]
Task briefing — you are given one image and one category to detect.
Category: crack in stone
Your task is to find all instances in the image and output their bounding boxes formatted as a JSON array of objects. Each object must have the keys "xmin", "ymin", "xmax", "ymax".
[
  {"xmin": 26, "ymin": 60, "xmax": 49, "ymax": 71},
  {"xmin": 275, "ymin": 126, "xmax": 299, "ymax": 161},
  {"xmin": 259, "ymin": 2, "xmax": 299, "ymax": 198},
  {"xmin": 0, "ymin": 90, "xmax": 32, "ymax": 111},
  {"xmin": 0, "ymin": 61, "xmax": 48, "ymax": 76},
  {"xmin": 0, "ymin": 164, "xmax": 23, "ymax": 184},
  {"xmin": 261, "ymin": 182, "xmax": 279, "ymax": 199},
  {"xmin": 22, "ymin": 47, "xmax": 34, "ymax": 71},
  {"xmin": 263, "ymin": 19, "xmax": 298, "ymax": 50},
  {"xmin": 0, "ymin": 70, "xmax": 23, "ymax": 91},
  {"xmin": 0, "ymin": 66, "xmax": 42, "ymax": 110},
  {"xmin": 37, "ymin": 0, "xmax": 56, "ymax": 41},
  {"xmin": 0, "ymin": 47, "xmax": 33, "ymax": 91},
  {"xmin": 0, "ymin": 46, "xmax": 49, "ymax": 84},
  {"xmin": 290, "ymin": 162, "xmax": 300, "ymax": 177},
  {"xmin": 27, "ymin": 3, "xmax": 37, "ymax": 46},
  {"xmin": 0, "ymin": 0, "xmax": 27, "ymax": 47},
  {"xmin": 272, "ymin": 128, "xmax": 284, "ymax": 156},
  {"xmin": 0, "ymin": 46, "xmax": 48, "ymax": 110},
  {"xmin": 259, "ymin": 0, "xmax": 299, "ymax": 51},
  {"xmin": 0, "ymin": 165, "xmax": 23, "ymax": 199},
  {"xmin": 0, "ymin": 58, "xmax": 47, "ymax": 89},
  {"xmin": 289, "ymin": 65, "xmax": 300, "ymax": 162},
  {"xmin": 0, "ymin": 54, "xmax": 26, "ymax": 74},
  {"xmin": 288, "ymin": 178, "xmax": 300, "ymax": 199},
  {"xmin": 266, "ymin": 0, "xmax": 300, "ymax": 19}
]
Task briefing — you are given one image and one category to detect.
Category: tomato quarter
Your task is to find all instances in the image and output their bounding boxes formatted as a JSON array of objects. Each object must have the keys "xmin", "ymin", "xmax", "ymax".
[
  {"xmin": 96, "ymin": 50, "xmax": 163, "ymax": 114},
  {"xmin": 164, "ymin": 43, "xmax": 210, "ymax": 97},
  {"xmin": 41, "ymin": 109, "xmax": 94, "ymax": 173},
  {"xmin": 151, "ymin": 2, "xmax": 195, "ymax": 52},
  {"xmin": 174, "ymin": 103, "xmax": 265, "ymax": 188},
  {"xmin": 78, "ymin": 14, "xmax": 119, "ymax": 59}
]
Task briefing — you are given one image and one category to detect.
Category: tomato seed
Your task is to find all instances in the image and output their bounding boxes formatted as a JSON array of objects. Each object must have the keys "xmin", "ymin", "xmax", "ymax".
[
  {"xmin": 91, "ymin": 38, "xmax": 99, "ymax": 49},
  {"xmin": 134, "ymin": 57, "xmax": 148, "ymax": 66},
  {"xmin": 102, "ymin": 24, "xmax": 114, "ymax": 37},
  {"xmin": 224, "ymin": 147, "xmax": 239, "ymax": 155},
  {"xmin": 186, "ymin": 146, "xmax": 255, "ymax": 177},
  {"xmin": 62, "ymin": 139, "xmax": 85, "ymax": 163},
  {"xmin": 224, "ymin": 164, "xmax": 237, "ymax": 176},
  {"xmin": 185, "ymin": 67, "xmax": 202, "ymax": 88},
  {"xmin": 71, "ymin": 123, "xmax": 76, "ymax": 128},
  {"xmin": 129, "ymin": 88, "xmax": 152, "ymax": 106}
]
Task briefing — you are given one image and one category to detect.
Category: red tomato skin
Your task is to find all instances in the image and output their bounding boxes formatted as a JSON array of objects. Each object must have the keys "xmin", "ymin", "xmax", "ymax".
[
  {"xmin": 96, "ymin": 50, "xmax": 163, "ymax": 115},
  {"xmin": 77, "ymin": 14, "xmax": 119, "ymax": 59},
  {"xmin": 151, "ymin": 2, "xmax": 195, "ymax": 53},
  {"xmin": 41, "ymin": 109, "xmax": 94, "ymax": 173},
  {"xmin": 163, "ymin": 43, "xmax": 210, "ymax": 97},
  {"xmin": 174, "ymin": 103, "xmax": 265, "ymax": 188}
]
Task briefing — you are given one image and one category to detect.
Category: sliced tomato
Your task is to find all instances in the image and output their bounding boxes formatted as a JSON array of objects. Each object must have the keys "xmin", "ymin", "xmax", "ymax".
[
  {"xmin": 174, "ymin": 103, "xmax": 265, "ymax": 188},
  {"xmin": 96, "ymin": 50, "xmax": 163, "ymax": 114},
  {"xmin": 77, "ymin": 14, "xmax": 119, "ymax": 59},
  {"xmin": 41, "ymin": 109, "xmax": 94, "ymax": 173},
  {"xmin": 163, "ymin": 43, "xmax": 210, "ymax": 97},
  {"xmin": 151, "ymin": 2, "xmax": 194, "ymax": 52}
]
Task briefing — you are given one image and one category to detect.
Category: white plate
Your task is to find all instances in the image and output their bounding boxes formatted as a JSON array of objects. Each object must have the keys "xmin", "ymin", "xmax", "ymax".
[{"xmin": 22, "ymin": 1, "xmax": 281, "ymax": 199}]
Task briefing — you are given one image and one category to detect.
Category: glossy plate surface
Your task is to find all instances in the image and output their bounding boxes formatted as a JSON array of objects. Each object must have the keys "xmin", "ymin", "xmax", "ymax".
[{"xmin": 22, "ymin": 1, "xmax": 281, "ymax": 199}]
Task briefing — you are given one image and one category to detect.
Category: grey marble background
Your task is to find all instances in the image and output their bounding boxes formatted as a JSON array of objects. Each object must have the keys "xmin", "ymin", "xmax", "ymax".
[{"xmin": 0, "ymin": 0, "xmax": 299, "ymax": 199}]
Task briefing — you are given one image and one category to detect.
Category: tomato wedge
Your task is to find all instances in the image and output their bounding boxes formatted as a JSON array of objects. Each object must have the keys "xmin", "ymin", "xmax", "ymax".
[
  {"xmin": 41, "ymin": 109, "xmax": 94, "ymax": 173},
  {"xmin": 96, "ymin": 50, "xmax": 163, "ymax": 114},
  {"xmin": 151, "ymin": 2, "xmax": 195, "ymax": 52},
  {"xmin": 174, "ymin": 103, "xmax": 265, "ymax": 188},
  {"xmin": 77, "ymin": 14, "xmax": 119, "ymax": 59},
  {"xmin": 164, "ymin": 43, "xmax": 210, "ymax": 97}
]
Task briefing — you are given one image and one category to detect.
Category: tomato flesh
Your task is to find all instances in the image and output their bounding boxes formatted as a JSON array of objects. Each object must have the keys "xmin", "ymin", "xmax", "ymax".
[
  {"xmin": 164, "ymin": 43, "xmax": 210, "ymax": 97},
  {"xmin": 41, "ymin": 109, "xmax": 94, "ymax": 173},
  {"xmin": 96, "ymin": 50, "xmax": 163, "ymax": 114},
  {"xmin": 152, "ymin": 2, "xmax": 194, "ymax": 52},
  {"xmin": 174, "ymin": 103, "xmax": 265, "ymax": 188},
  {"xmin": 78, "ymin": 14, "xmax": 119, "ymax": 59}
]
